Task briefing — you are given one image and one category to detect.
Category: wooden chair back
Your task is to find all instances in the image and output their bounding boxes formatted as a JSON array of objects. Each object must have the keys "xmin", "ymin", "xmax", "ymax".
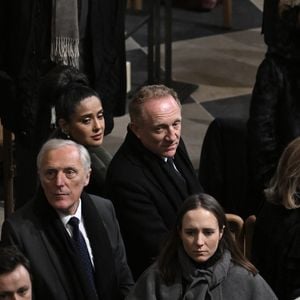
[
  {"xmin": 244, "ymin": 215, "xmax": 256, "ymax": 260},
  {"xmin": 225, "ymin": 213, "xmax": 244, "ymax": 253}
]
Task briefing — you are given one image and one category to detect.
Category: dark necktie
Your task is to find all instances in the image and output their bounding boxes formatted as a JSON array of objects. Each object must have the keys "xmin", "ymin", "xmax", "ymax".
[
  {"xmin": 68, "ymin": 217, "xmax": 97, "ymax": 294},
  {"xmin": 166, "ymin": 158, "xmax": 186, "ymax": 184}
]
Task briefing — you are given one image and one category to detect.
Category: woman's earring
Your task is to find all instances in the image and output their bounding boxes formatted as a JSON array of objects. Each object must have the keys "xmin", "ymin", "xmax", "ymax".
[{"xmin": 62, "ymin": 128, "xmax": 70, "ymax": 139}]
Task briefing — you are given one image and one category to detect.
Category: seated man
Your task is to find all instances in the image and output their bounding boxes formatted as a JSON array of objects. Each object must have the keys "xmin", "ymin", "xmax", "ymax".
[
  {"xmin": 105, "ymin": 84, "xmax": 203, "ymax": 278},
  {"xmin": 2, "ymin": 139, "xmax": 134, "ymax": 300},
  {"xmin": 0, "ymin": 244, "xmax": 32, "ymax": 300}
]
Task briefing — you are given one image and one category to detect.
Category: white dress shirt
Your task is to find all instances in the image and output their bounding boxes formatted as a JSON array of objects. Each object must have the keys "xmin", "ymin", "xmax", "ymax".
[{"xmin": 58, "ymin": 200, "xmax": 94, "ymax": 266}]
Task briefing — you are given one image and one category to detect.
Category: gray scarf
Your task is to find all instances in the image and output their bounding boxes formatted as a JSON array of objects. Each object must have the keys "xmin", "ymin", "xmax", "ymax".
[
  {"xmin": 178, "ymin": 247, "xmax": 231, "ymax": 300},
  {"xmin": 51, "ymin": 0, "xmax": 80, "ymax": 68}
]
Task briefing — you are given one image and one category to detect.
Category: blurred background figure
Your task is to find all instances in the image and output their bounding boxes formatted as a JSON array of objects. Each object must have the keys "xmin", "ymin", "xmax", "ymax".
[
  {"xmin": 248, "ymin": 0, "xmax": 300, "ymax": 213},
  {"xmin": 0, "ymin": 0, "xmax": 126, "ymax": 209},
  {"xmin": 262, "ymin": 0, "xmax": 280, "ymax": 46}
]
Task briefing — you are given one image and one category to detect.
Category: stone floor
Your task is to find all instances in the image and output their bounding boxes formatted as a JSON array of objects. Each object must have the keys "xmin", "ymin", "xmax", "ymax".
[{"xmin": 0, "ymin": 0, "xmax": 266, "ymax": 227}]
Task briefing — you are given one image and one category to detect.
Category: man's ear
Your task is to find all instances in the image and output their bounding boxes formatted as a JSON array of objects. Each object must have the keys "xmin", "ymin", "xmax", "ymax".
[
  {"xmin": 129, "ymin": 122, "xmax": 141, "ymax": 138},
  {"xmin": 84, "ymin": 168, "xmax": 91, "ymax": 187}
]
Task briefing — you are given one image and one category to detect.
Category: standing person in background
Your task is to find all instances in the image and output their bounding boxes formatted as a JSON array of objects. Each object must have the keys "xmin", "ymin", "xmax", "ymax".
[
  {"xmin": 1, "ymin": 139, "xmax": 134, "ymax": 300},
  {"xmin": 126, "ymin": 193, "xmax": 277, "ymax": 300},
  {"xmin": 42, "ymin": 65, "xmax": 112, "ymax": 197},
  {"xmin": 262, "ymin": 0, "xmax": 280, "ymax": 46},
  {"xmin": 252, "ymin": 137, "xmax": 300, "ymax": 300},
  {"xmin": 0, "ymin": 244, "xmax": 32, "ymax": 300},
  {"xmin": 105, "ymin": 84, "xmax": 203, "ymax": 279},
  {"xmin": 247, "ymin": 0, "xmax": 300, "ymax": 213},
  {"xmin": 0, "ymin": 0, "xmax": 126, "ymax": 209}
]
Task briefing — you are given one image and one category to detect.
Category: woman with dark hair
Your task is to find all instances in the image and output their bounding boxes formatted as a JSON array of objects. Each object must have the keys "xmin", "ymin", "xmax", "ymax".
[
  {"xmin": 252, "ymin": 136, "xmax": 300, "ymax": 299},
  {"xmin": 43, "ymin": 65, "xmax": 112, "ymax": 196},
  {"xmin": 126, "ymin": 193, "xmax": 276, "ymax": 299}
]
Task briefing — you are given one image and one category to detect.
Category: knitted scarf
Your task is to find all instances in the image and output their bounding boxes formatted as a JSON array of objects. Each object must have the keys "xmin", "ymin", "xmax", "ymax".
[
  {"xmin": 51, "ymin": 0, "xmax": 80, "ymax": 68},
  {"xmin": 178, "ymin": 247, "xmax": 231, "ymax": 300}
]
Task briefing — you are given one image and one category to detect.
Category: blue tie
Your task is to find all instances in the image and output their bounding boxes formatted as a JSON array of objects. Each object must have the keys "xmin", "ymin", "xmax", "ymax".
[{"xmin": 68, "ymin": 217, "xmax": 97, "ymax": 294}]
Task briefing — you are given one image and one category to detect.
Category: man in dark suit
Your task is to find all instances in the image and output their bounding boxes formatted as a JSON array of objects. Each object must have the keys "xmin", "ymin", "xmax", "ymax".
[
  {"xmin": 105, "ymin": 84, "xmax": 203, "ymax": 279},
  {"xmin": 1, "ymin": 139, "xmax": 134, "ymax": 300}
]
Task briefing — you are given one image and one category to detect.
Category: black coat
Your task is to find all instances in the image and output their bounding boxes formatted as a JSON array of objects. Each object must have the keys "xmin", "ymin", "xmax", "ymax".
[
  {"xmin": 252, "ymin": 201, "xmax": 300, "ymax": 300},
  {"xmin": 0, "ymin": 0, "xmax": 126, "ymax": 141},
  {"xmin": 1, "ymin": 191, "xmax": 134, "ymax": 300},
  {"xmin": 247, "ymin": 52, "xmax": 300, "ymax": 201},
  {"xmin": 248, "ymin": 5, "xmax": 300, "ymax": 201},
  {"xmin": 262, "ymin": 0, "xmax": 279, "ymax": 46},
  {"xmin": 105, "ymin": 128, "xmax": 203, "ymax": 279}
]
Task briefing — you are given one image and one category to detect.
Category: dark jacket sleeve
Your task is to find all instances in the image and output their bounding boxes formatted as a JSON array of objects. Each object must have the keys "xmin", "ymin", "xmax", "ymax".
[
  {"xmin": 1, "ymin": 218, "xmax": 22, "ymax": 247},
  {"xmin": 108, "ymin": 174, "xmax": 170, "ymax": 258}
]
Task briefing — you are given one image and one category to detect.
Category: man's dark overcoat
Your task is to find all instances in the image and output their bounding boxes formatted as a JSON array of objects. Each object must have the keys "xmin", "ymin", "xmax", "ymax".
[
  {"xmin": 1, "ymin": 191, "xmax": 134, "ymax": 300},
  {"xmin": 105, "ymin": 128, "xmax": 203, "ymax": 279}
]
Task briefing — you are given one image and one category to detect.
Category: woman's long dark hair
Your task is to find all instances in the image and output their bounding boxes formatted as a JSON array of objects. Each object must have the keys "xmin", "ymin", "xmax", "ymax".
[{"xmin": 157, "ymin": 193, "xmax": 257, "ymax": 284}]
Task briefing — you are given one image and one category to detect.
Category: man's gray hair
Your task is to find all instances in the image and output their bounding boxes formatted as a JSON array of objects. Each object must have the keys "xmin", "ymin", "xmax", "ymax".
[{"xmin": 37, "ymin": 139, "xmax": 91, "ymax": 172}]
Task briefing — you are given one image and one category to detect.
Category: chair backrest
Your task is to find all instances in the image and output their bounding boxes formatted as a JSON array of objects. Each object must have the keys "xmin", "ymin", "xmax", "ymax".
[
  {"xmin": 225, "ymin": 213, "xmax": 244, "ymax": 253},
  {"xmin": 244, "ymin": 215, "xmax": 256, "ymax": 260}
]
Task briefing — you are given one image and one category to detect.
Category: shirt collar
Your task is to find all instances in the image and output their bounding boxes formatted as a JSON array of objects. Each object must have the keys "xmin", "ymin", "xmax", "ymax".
[
  {"xmin": 162, "ymin": 156, "xmax": 174, "ymax": 162},
  {"xmin": 58, "ymin": 199, "xmax": 82, "ymax": 227}
]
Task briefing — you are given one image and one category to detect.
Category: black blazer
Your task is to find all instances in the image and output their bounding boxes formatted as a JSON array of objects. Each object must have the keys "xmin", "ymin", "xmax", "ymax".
[
  {"xmin": 1, "ymin": 191, "xmax": 134, "ymax": 300},
  {"xmin": 252, "ymin": 201, "xmax": 300, "ymax": 299},
  {"xmin": 105, "ymin": 128, "xmax": 202, "ymax": 278}
]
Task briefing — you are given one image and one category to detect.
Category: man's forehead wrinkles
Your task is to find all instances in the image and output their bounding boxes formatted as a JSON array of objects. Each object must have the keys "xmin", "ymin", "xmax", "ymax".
[{"xmin": 44, "ymin": 166, "xmax": 79, "ymax": 171}]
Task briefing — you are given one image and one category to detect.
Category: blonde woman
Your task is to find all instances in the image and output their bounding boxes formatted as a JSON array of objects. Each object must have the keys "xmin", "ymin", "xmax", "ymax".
[{"xmin": 252, "ymin": 136, "xmax": 300, "ymax": 299}]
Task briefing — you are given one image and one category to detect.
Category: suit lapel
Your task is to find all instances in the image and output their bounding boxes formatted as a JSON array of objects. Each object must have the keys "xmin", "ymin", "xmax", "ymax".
[
  {"xmin": 174, "ymin": 140, "xmax": 203, "ymax": 194},
  {"xmin": 39, "ymin": 229, "xmax": 74, "ymax": 299},
  {"xmin": 34, "ymin": 193, "xmax": 96, "ymax": 300},
  {"xmin": 141, "ymin": 152, "xmax": 186, "ymax": 210},
  {"xmin": 81, "ymin": 193, "xmax": 117, "ymax": 300}
]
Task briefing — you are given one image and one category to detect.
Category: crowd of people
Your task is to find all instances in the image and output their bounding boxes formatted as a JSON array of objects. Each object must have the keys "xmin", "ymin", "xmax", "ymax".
[
  {"xmin": 0, "ymin": 79, "xmax": 284, "ymax": 300},
  {"xmin": 0, "ymin": 0, "xmax": 300, "ymax": 299}
]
